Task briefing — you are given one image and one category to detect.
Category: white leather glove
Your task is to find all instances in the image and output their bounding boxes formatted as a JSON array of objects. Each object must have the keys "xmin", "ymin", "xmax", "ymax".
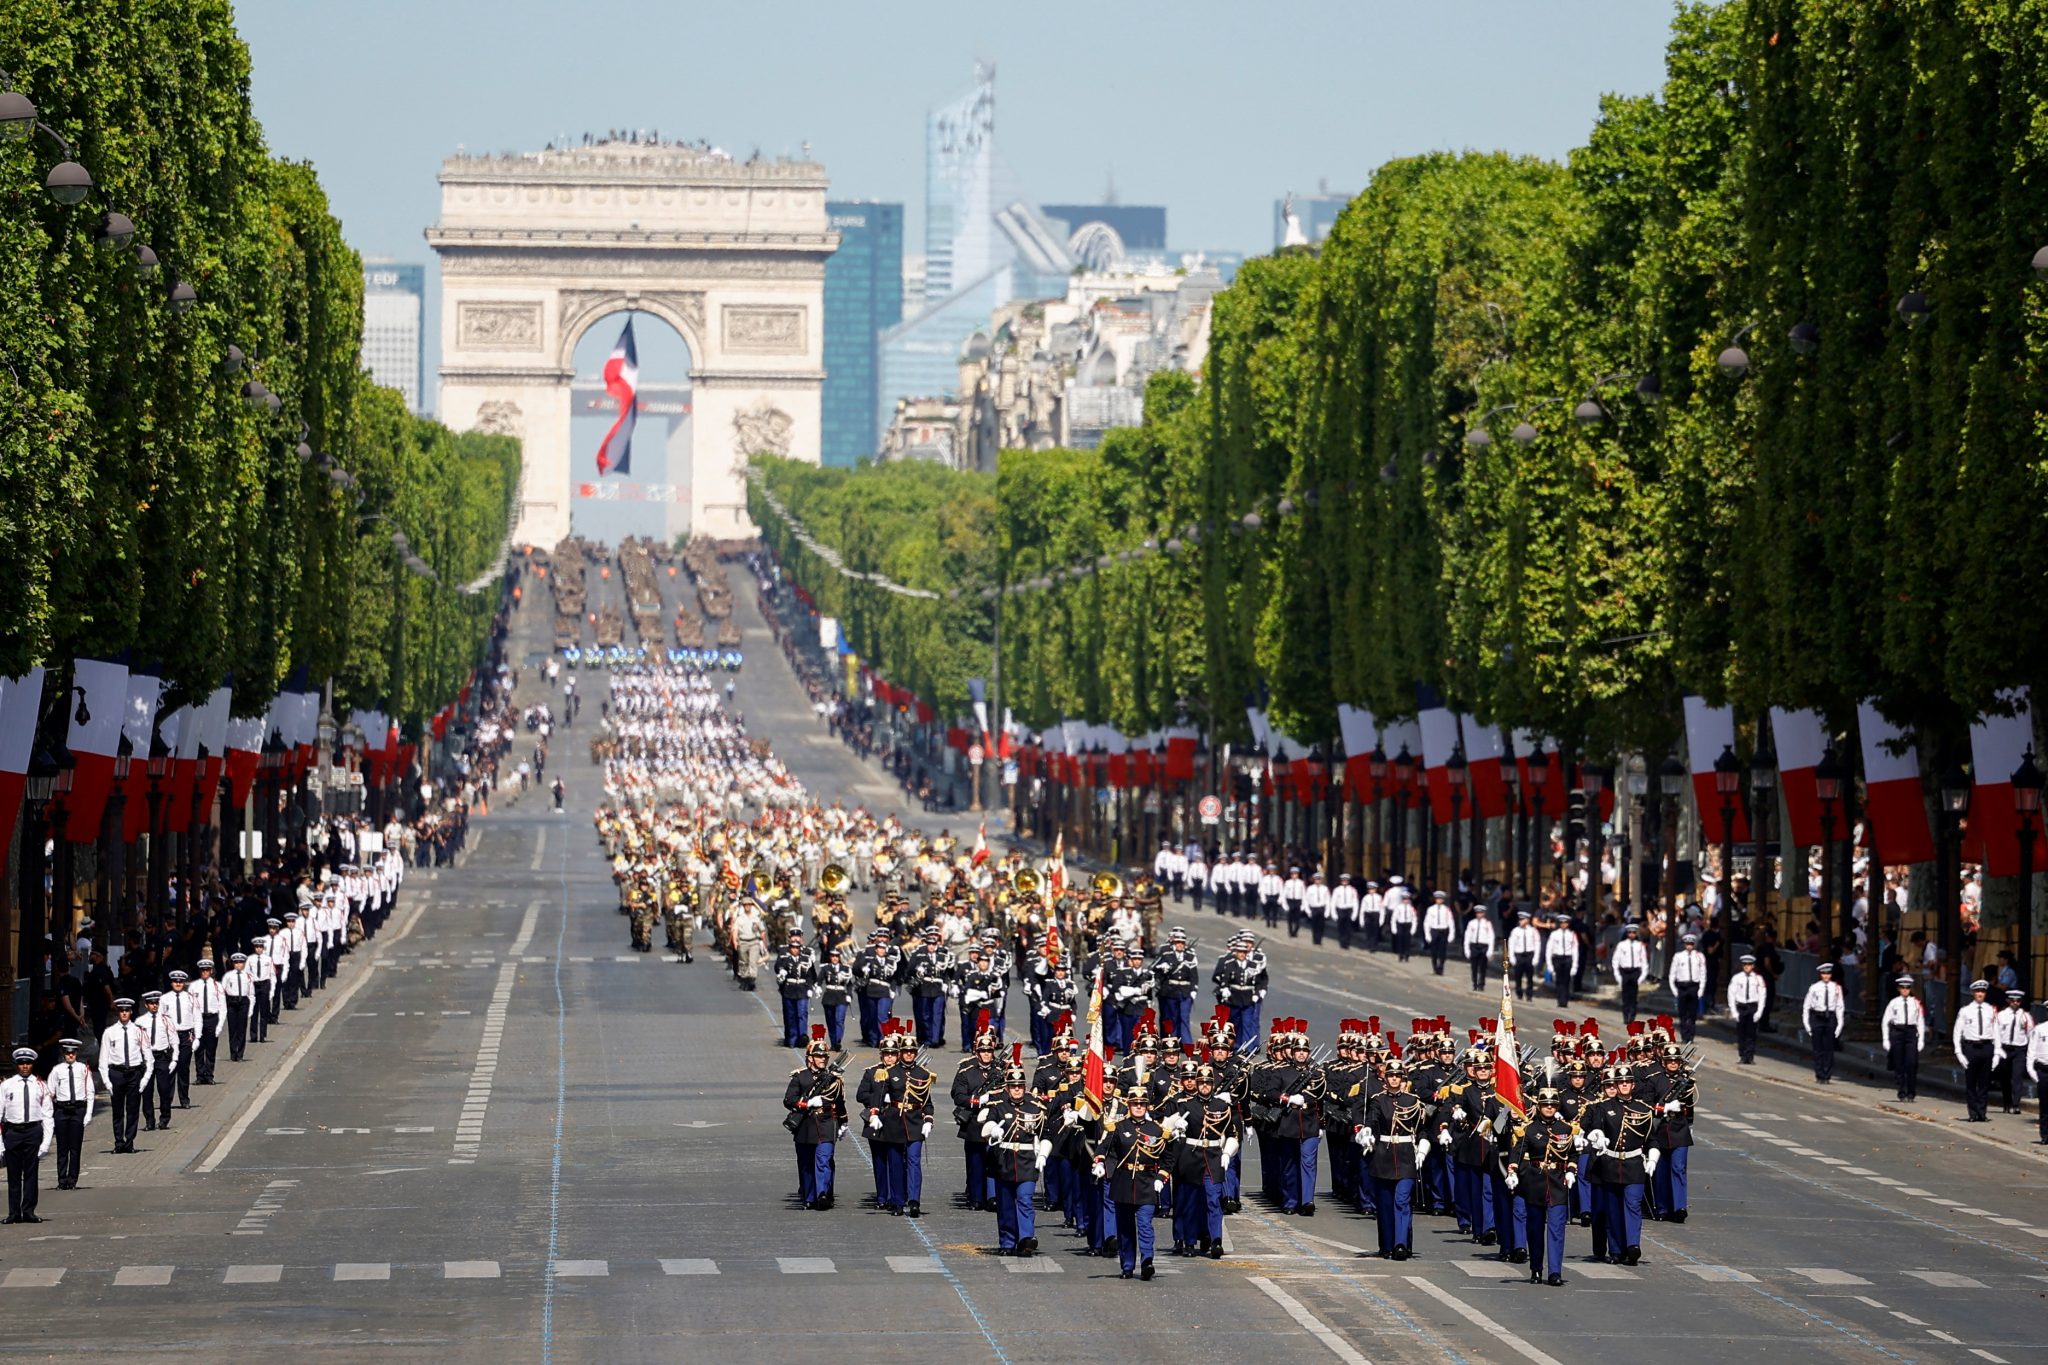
[
  {"xmin": 1216, "ymin": 1090, "xmax": 1234, "ymax": 1103},
  {"xmin": 1288, "ymin": 1093, "xmax": 1307, "ymax": 1109},
  {"xmin": 1453, "ymin": 1105, "xmax": 1468, "ymax": 1122},
  {"xmin": 1255, "ymin": 990, "xmax": 1266, "ymax": 1002},
  {"xmin": 1564, "ymin": 1169, "xmax": 1576, "ymax": 1188},
  {"xmin": 1572, "ymin": 1131, "xmax": 1587, "ymax": 1151},
  {"xmin": 1062, "ymin": 1108, "xmax": 1081, "ymax": 1128},
  {"xmin": 921, "ymin": 1121, "xmax": 932, "ymax": 1140},
  {"xmin": 1222, "ymin": 1136, "xmax": 1240, "ymax": 1165},
  {"xmin": 867, "ymin": 1112, "xmax": 882, "ymax": 1132},
  {"xmin": 1663, "ymin": 1101, "xmax": 1682, "ymax": 1115},
  {"xmin": 1415, "ymin": 1138, "xmax": 1431, "ymax": 1163},
  {"xmin": 1504, "ymin": 1171, "xmax": 1518, "ymax": 1191},
  {"xmin": 806, "ymin": 1096, "xmax": 825, "ymax": 1109},
  {"xmin": 980, "ymin": 1120, "xmax": 1003, "ymax": 1142},
  {"xmin": 1092, "ymin": 1158, "xmax": 1106, "ymax": 1178},
  {"xmin": 808, "ymin": 986, "xmax": 822, "ymax": 999},
  {"xmin": 1154, "ymin": 1177, "xmax": 1166, "ymax": 1194},
  {"xmin": 1356, "ymin": 1127, "xmax": 1375, "ymax": 1151},
  {"xmin": 1034, "ymin": 1138, "xmax": 1051, "ymax": 1170},
  {"xmin": 1162, "ymin": 1113, "xmax": 1188, "ymax": 1135},
  {"xmin": 1587, "ymin": 1130, "xmax": 1609, "ymax": 1153},
  {"xmin": 1644, "ymin": 1148, "xmax": 1660, "ymax": 1176}
]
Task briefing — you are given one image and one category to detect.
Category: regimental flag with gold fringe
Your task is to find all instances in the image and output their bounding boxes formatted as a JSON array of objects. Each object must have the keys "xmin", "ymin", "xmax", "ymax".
[{"xmin": 1494, "ymin": 980, "xmax": 1524, "ymax": 1116}]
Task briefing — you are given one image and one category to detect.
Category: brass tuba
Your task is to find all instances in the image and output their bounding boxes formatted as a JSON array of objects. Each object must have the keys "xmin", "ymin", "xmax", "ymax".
[
  {"xmin": 820, "ymin": 863, "xmax": 850, "ymax": 894},
  {"xmin": 1091, "ymin": 870, "xmax": 1124, "ymax": 898},
  {"xmin": 1013, "ymin": 866, "xmax": 1042, "ymax": 897}
]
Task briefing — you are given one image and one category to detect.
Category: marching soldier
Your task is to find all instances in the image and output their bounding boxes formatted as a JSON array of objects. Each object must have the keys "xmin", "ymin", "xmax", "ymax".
[
  {"xmin": 729, "ymin": 896, "xmax": 767, "ymax": 988},
  {"xmin": 783, "ymin": 1027, "xmax": 847, "ymax": 1210},
  {"xmin": 952, "ymin": 1023, "xmax": 1004, "ymax": 1209},
  {"xmin": 856, "ymin": 1028, "xmax": 910, "ymax": 1213},
  {"xmin": 137, "ymin": 991, "xmax": 180, "ymax": 1131},
  {"xmin": 221, "ymin": 954, "xmax": 257, "ymax": 1062},
  {"xmin": 1880, "ymin": 974, "xmax": 1928, "ymax": 1101},
  {"xmin": 0, "ymin": 1048, "xmax": 51, "ymax": 1224},
  {"xmin": 1164, "ymin": 1062, "xmax": 1235, "ymax": 1257},
  {"xmin": 773, "ymin": 931, "xmax": 817, "ymax": 1047},
  {"xmin": 1104, "ymin": 942, "xmax": 1148, "ymax": 1052},
  {"xmin": 1506, "ymin": 1088, "xmax": 1578, "ymax": 1285},
  {"xmin": 1330, "ymin": 873, "xmax": 1359, "ymax": 949},
  {"xmin": 1667, "ymin": 933, "xmax": 1708, "ymax": 1041},
  {"xmin": 854, "ymin": 929, "xmax": 903, "ymax": 1047},
  {"xmin": 1304, "ymin": 871, "xmax": 1333, "ymax": 945},
  {"xmin": 1360, "ymin": 1056, "xmax": 1426, "ymax": 1259},
  {"xmin": 97, "ymin": 998, "xmax": 152, "ymax": 1154},
  {"xmin": 1728, "ymin": 954, "xmax": 1767, "ymax": 1064},
  {"xmin": 1544, "ymin": 915, "xmax": 1579, "ymax": 1007},
  {"xmin": 1640, "ymin": 1043, "xmax": 1695, "ymax": 1222},
  {"xmin": 1150, "ymin": 927, "xmax": 1200, "ymax": 1044},
  {"xmin": 978, "ymin": 1052, "xmax": 1049, "ymax": 1255},
  {"xmin": 895, "ymin": 1028, "xmax": 935, "ymax": 1217},
  {"xmin": 1437, "ymin": 1044, "xmax": 1510, "ymax": 1251},
  {"xmin": 2028, "ymin": 1009, "xmax": 2048, "ymax": 1143},
  {"xmin": 906, "ymin": 926, "xmax": 953, "ymax": 1049},
  {"xmin": 162, "ymin": 970, "xmax": 200, "ymax": 1107},
  {"xmin": 1280, "ymin": 866, "xmax": 1307, "ymax": 938},
  {"xmin": 1098, "ymin": 1086, "xmax": 1168, "ymax": 1280},
  {"xmin": 248, "ymin": 933, "xmax": 276, "ymax": 1040},
  {"xmin": 954, "ymin": 945, "xmax": 1001, "ymax": 1053},
  {"xmin": 1265, "ymin": 1021, "xmax": 1327, "ymax": 1215},
  {"xmin": 1212, "ymin": 933, "xmax": 1267, "ymax": 1050},
  {"xmin": 1611, "ymin": 925, "xmax": 1650, "ymax": 1024},
  {"xmin": 45, "ymin": 1040, "xmax": 92, "ymax": 1190},
  {"xmin": 1583, "ymin": 1064, "xmax": 1657, "ymax": 1264},
  {"xmin": 1802, "ymin": 962, "xmax": 1848, "ymax": 1083},
  {"xmin": 1032, "ymin": 961, "xmax": 1078, "ymax": 1056},
  {"xmin": 191, "ymin": 960, "xmax": 227, "ymax": 1084},
  {"xmin": 1387, "ymin": 878, "xmax": 1418, "ymax": 961}
]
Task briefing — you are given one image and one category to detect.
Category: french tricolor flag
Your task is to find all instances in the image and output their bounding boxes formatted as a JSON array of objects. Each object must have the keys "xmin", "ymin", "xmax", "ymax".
[
  {"xmin": 0, "ymin": 669, "xmax": 47, "ymax": 855},
  {"xmin": 1769, "ymin": 706, "xmax": 1830, "ymax": 848},
  {"xmin": 1418, "ymin": 691, "xmax": 1460, "ymax": 825},
  {"xmin": 1857, "ymin": 700, "xmax": 1934, "ymax": 866},
  {"xmin": 1966, "ymin": 689, "xmax": 2035, "ymax": 878},
  {"xmin": 1682, "ymin": 696, "xmax": 1751, "ymax": 843},
  {"xmin": 595, "ymin": 317, "xmax": 638, "ymax": 477},
  {"xmin": 1459, "ymin": 714, "xmax": 1509, "ymax": 820}
]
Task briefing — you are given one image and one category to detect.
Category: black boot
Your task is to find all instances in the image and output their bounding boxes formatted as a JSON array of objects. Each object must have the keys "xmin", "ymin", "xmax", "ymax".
[{"xmin": 1141, "ymin": 1257, "xmax": 1155, "ymax": 1282}]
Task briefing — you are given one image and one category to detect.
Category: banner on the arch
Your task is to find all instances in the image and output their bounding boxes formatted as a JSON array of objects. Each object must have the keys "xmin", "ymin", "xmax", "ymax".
[{"xmin": 575, "ymin": 482, "xmax": 690, "ymax": 503}]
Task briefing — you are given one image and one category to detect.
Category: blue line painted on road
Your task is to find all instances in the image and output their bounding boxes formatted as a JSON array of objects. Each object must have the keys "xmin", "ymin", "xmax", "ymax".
[
  {"xmin": 743, "ymin": 991, "xmax": 1010, "ymax": 1364},
  {"xmin": 541, "ymin": 835, "xmax": 571, "ymax": 1365}
]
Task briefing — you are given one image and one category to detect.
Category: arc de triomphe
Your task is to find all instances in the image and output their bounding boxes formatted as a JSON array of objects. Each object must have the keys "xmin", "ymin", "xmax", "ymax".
[{"xmin": 426, "ymin": 141, "xmax": 835, "ymax": 545}]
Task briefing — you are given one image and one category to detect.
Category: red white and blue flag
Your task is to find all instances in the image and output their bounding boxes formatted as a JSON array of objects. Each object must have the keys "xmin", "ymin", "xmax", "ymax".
[{"xmin": 595, "ymin": 317, "xmax": 639, "ymax": 476}]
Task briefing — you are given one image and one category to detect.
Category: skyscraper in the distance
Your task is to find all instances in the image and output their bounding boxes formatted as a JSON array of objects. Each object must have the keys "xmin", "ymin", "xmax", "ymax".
[
  {"xmin": 362, "ymin": 259, "xmax": 426, "ymax": 412},
  {"xmin": 821, "ymin": 200, "xmax": 903, "ymax": 466}
]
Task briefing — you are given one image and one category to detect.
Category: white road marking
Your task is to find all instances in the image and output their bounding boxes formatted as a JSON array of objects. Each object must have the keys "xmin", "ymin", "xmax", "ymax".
[
  {"xmin": 1929, "ymin": 1331, "xmax": 1964, "ymax": 1345},
  {"xmin": 553, "ymin": 1260, "xmax": 607, "ymax": 1277},
  {"xmin": 887, "ymin": 1255, "xmax": 943, "ymax": 1273},
  {"xmin": 1575, "ymin": 1263, "xmax": 1638, "ymax": 1280},
  {"xmin": 445, "ymin": 1261, "xmax": 500, "ymax": 1279},
  {"xmin": 113, "ymin": 1266, "xmax": 173, "ymax": 1286},
  {"xmin": 1247, "ymin": 1275, "xmax": 1372, "ymax": 1365},
  {"xmin": 777, "ymin": 1257, "xmax": 835, "ymax": 1274},
  {"xmin": 660, "ymin": 1259, "xmax": 719, "ymax": 1275},
  {"xmin": 1973, "ymin": 1350, "xmax": 2012, "ymax": 1363},
  {"xmin": 1001, "ymin": 1258, "xmax": 1061, "ymax": 1273},
  {"xmin": 224, "ymin": 1265, "xmax": 282, "ymax": 1283},
  {"xmin": 453, "ymin": 961, "xmax": 514, "ymax": 1162},
  {"xmin": 509, "ymin": 899, "xmax": 542, "ymax": 955},
  {"xmin": 333, "ymin": 1263, "xmax": 389, "ymax": 1281},
  {"xmin": 1790, "ymin": 1268, "xmax": 1871, "ymax": 1285},
  {"xmin": 1892, "ymin": 1313, "xmax": 1930, "ymax": 1326},
  {"xmin": 1905, "ymin": 1270, "xmax": 1985, "ymax": 1289},
  {"xmin": 1404, "ymin": 1275, "xmax": 1565, "ymax": 1365},
  {"xmin": 1, "ymin": 1268, "xmax": 64, "ymax": 1288},
  {"xmin": 1453, "ymin": 1261, "xmax": 1510, "ymax": 1278},
  {"xmin": 529, "ymin": 828, "xmax": 547, "ymax": 871},
  {"xmin": 1676, "ymin": 1265, "xmax": 1758, "ymax": 1282}
]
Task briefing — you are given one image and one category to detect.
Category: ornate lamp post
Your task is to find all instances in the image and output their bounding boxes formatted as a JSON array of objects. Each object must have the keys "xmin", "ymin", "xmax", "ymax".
[
  {"xmin": 1527, "ymin": 750, "xmax": 1550, "ymax": 901},
  {"xmin": 1391, "ymin": 745, "xmax": 1415, "ymax": 884},
  {"xmin": 1714, "ymin": 744, "xmax": 1742, "ymax": 982},
  {"xmin": 1367, "ymin": 744, "xmax": 1389, "ymax": 878},
  {"xmin": 1445, "ymin": 741, "xmax": 1468, "ymax": 897},
  {"xmin": 1582, "ymin": 763, "xmax": 1610, "ymax": 923},
  {"xmin": 1938, "ymin": 763, "xmax": 1971, "ymax": 1019},
  {"xmin": 1749, "ymin": 737, "xmax": 1779, "ymax": 934},
  {"xmin": 1816, "ymin": 742, "xmax": 1845, "ymax": 956},
  {"xmin": 2012, "ymin": 746, "xmax": 2043, "ymax": 1000}
]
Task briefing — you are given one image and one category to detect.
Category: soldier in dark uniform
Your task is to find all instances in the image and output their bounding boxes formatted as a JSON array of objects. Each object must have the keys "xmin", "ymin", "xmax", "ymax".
[
  {"xmin": 1163, "ymin": 1062, "xmax": 1229, "ymax": 1256},
  {"xmin": 1104, "ymin": 942, "xmax": 1148, "ymax": 1052},
  {"xmin": 1322, "ymin": 1021, "xmax": 1375, "ymax": 1214},
  {"xmin": 855, "ymin": 1027, "xmax": 911, "ymax": 1214},
  {"xmin": 783, "ymin": 1028, "xmax": 846, "ymax": 1210},
  {"xmin": 1584, "ymin": 1064, "xmax": 1657, "ymax": 1264},
  {"xmin": 977, "ymin": 1055, "xmax": 1049, "ymax": 1255},
  {"xmin": 1362, "ymin": 1056, "xmax": 1427, "ymax": 1258},
  {"xmin": 1406, "ymin": 1024, "xmax": 1454, "ymax": 1216},
  {"xmin": 1134, "ymin": 875, "xmax": 1164, "ymax": 951},
  {"xmin": 1032, "ymin": 962, "xmax": 1078, "ymax": 1056},
  {"xmin": 951, "ymin": 1022, "xmax": 1004, "ymax": 1210},
  {"xmin": 1203, "ymin": 1018, "xmax": 1248, "ymax": 1212},
  {"xmin": 853, "ymin": 930, "xmax": 904, "ymax": 1048},
  {"xmin": 1211, "ymin": 933, "xmax": 1267, "ymax": 1053},
  {"xmin": 772, "ymin": 931, "xmax": 816, "ymax": 1047},
  {"xmin": 894, "ymin": 1026, "xmax": 935, "ymax": 1217},
  {"xmin": 905, "ymin": 926, "xmax": 953, "ymax": 1049},
  {"xmin": 1150, "ymin": 927, "xmax": 1200, "ymax": 1044},
  {"xmin": 1100, "ymin": 1086, "xmax": 1168, "ymax": 1279},
  {"xmin": 1638, "ymin": 1043, "xmax": 1696, "ymax": 1222},
  {"xmin": 954, "ymin": 946, "xmax": 1000, "ymax": 1053},
  {"xmin": 1267, "ymin": 1021, "xmax": 1328, "ymax": 1215},
  {"xmin": 1506, "ymin": 1088, "xmax": 1578, "ymax": 1285},
  {"xmin": 816, "ymin": 945, "xmax": 853, "ymax": 1050}
]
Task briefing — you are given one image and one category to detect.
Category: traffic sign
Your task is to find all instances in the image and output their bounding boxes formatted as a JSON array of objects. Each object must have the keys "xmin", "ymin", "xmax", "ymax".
[
  {"xmin": 968, "ymin": 743, "xmax": 985, "ymax": 764},
  {"xmin": 1198, "ymin": 795, "xmax": 1223, "ymax": 824}
]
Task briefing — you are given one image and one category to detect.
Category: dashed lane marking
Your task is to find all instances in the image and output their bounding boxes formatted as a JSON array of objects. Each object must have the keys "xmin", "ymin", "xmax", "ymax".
[
  {"xmin": 660, "ymin": 1259, "xmax": 719, "ymax": 1276},
  {"xmin": 777, "ymin": 1257, "xmax": 834, "ymax": 1274},
  {"xmin": 1247, "ymin": 1275, "xmax": 1372, "ymax": 1365},
  {"xmin": 113, "ymin": 1266, "xmax": 173, "ymax": 1286},
  {"xmin": 553, "ymin": 1260, "xmax": 607, "ymax": 1278},
  {"xmin": 223, "ymin": 1265, "xmax": 282, "ymax": 1284},
  {"xmin": 1791, "ymin": 1268, "xmax": 1871, "ymax": 1285},
  {"xmin": 445, "ymin": 1261, "xmax": 500, "ymax": 1279},
  {"xmin": 887, "ymin": 1255, "xmax": 943, "ymax": 1274},
  {"xmin": 333, "ymin": 1264, "xmax": 389, "ymax": 1281},
  {"xmin": 1904, "ymin": 1270, "xmax": 1987, "ymax": 1289},
  {"xmin": 1, "ymin": 1269, "xmax": 64, "ymax": 1288},
  {"xmin": 1676, "ymin": 1265, "xmax": 1758, "ymax": 1282}
]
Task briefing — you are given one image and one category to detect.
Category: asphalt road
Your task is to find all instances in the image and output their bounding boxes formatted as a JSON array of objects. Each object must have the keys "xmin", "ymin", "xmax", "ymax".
[{"xmin": 8, "ymin": 572, "xmax": 2043, "ymax": 1364}]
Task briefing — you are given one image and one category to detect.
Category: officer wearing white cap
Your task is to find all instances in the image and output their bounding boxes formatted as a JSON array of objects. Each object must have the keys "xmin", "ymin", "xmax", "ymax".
[
  {"xmin": 261, "ymin": 918, "xmax": 288, "ymax": 1024},
  {"xmin": 192, "ymin": 959, "xmax": 227, "ymax": 1084},
  {"xmin": 161, "ymin": 969, "xmax": 199, "ymax": 1106},
  {"xmin": 0, "ymin": 1047, "xmax": 51, "ymax": 1223},
  {"xmin": 221, "ymin": 953, "xmax": 257, "ymax": 1061},
  {"xmin": 249, "ymin": 932, "xmax": 277, "ymax": 1039},
  {"xmin": 1995, "ymin": 989, "xmax": 2032, "ymax": 1114},
  {"xmin": 1667, "ymin": 932, "xmax": 1709, "ymax": 1041},
  {"xmin": 1728, "ymin": 954, "xmax": 1767, "ymax": 1064},
  {"xmin": 1952, "ymin": 979, "xmax": 2000, "ymax": 1121},
  {"xmin": 137, "ymin": 990, "xmax": 180, "ymax": 1130},
  {"xmin": 1802, "ymin": 963, "xmax": 1848, "ymax": 1082},
  {"xmin": 1611, "ymin": 923, "xmax": 1650, "ymax": 1024},
  {"xmin": 1880, "ymin": 975, "xmax": 1928, "ymax": 1101},
  {"xmin": 98, "ymin": 997, "xmax": 152, "ymax": 1153},
  {"xmin": 46, "ymin": 1039, "xmax": 92, "ymax": 1189}
]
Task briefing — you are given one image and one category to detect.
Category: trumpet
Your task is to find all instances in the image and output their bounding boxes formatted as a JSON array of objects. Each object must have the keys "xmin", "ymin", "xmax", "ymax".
[
  {"xmin": 820, "ymin": 863, "xmax": 851, "ymax": 894},
  {"xmin": 1091, "ymin": 870, "xmax": 1125, "ymax": 898},
  {"xmin": 1014, "ymin": 867, "xmax": 1042, "ymax": 897}
]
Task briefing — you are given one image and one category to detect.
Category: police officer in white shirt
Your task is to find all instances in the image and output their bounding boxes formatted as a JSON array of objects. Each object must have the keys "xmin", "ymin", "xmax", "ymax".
[
  {"xmin": 1422, "ymin": 890, "xmax": 1456, "ymax": 975},
  {"xmin": 1727, "ymin": 955, "xmax": 1768, "ymax": 1064},
  {"xmin": 1462, "ymin": 903, "xmax": 1497, "ymax": 991},
  {"xmin": 1386, "ymin": 879, "xmax": 1418, "ymax": 961},
  {"xmin": 1280, "ymin": 867, "xmax": 1307, "ymax": 938},
  {"xmin": 98, "ymin": 998, "xmax": 153, "ymax": 1153},
  {"xmin": 1359, "ymin": 879, "xmax": 1388, "ymax": 953},
  {"xmin": 247, "ymin": 935, "xmax": 277, "ymax": 1040},
  {"xmin": 1330, "ymin": 873, "xmax": 1360, "ymax": 950},
  {"xmin": 1611, "ymin": 924, "xmax": 1651, "ymax": 1024},
  {"xmin": 1995, "ymin": 990, "xmax": 2033, "ymax": 1114},
  {"xmin": 1952, "ymin": 979, "xmax": 2001, "ymax": 1122},
  {"xmin": 1186, "ymin": 846, "xmax": 1209, "ymax": 915},
  {"xmin": 191, "ymin": 959, "xmax": 228, "ymax": 1084},
  {"xmin": 1506, "ymin": 910, "xmax": 1542, "ymax": 1000},
  {"xmin": 1801, "ymin": 963, "xmax": 1848, "ymax": 1083},
  {"xmin": 0, "ymin": 1048, "xmax": 52, "ymax": 1222},
  {"xmin": 45, "ymin": 1039, "xmax": 93, "ymax": 1190},
  {"xmin": 161, "ymin": 970, "xmax": 200, "ymax": 1107},
  {"xmin": 137, "ymin": 991, "xmax": 181, "ymax": 1131},
  {"xmin": 1544, "ymin": 917, "xmax": 1580, "ymax": 1008},
  {"xmin": 2026, "ymin": 1010, "xmax": 2048, "ymax": 1144},
  {"xmin": 221, "ymin": 953, "xmax": 257, "ymax": 1061},
  {"xmin": 1667, "ymin": 933, "xmax": 1709, "ymax": 1042},
  {"xmin": 1256, "ymin": 863, "xmax": 1283, "ymax": 931},
  {"xmin": 1303, "ymin": 872, "xmax": 1333, "ymax": 946},
  {"xmin": 1880, "ymin": 975, "xmax": 1928, "ymax": 1101}
]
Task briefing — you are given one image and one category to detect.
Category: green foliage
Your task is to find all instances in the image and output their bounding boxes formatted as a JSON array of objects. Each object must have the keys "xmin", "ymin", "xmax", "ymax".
[{"xmin": 0, "ymin": 0, "xmax": 517, "ymax": 729}]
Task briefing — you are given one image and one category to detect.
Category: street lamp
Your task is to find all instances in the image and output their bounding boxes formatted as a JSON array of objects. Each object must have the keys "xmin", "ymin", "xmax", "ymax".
[
  {"xmin": 2012, "ymin": 746, "xmax": 2042, "ymax": 1000},
  {"xmin": 1582, "ymin": 762, "xmax": 1610, "ymax": 924},
  {"xmin": 1527, "ymin": 750, "xmax": 1551, "ymax": 899},
  {"xmin": 1750, "ymin": 735, "xmax": 1778, "ymax": 931},
  {"xmin": 1445, "ymin": 741, "xmax": 1468, "ymax": 897},
  {"xmin": 1625, "ymin": 763, "xmax": 1650, "ymax": 918},
  {"xmin": 1714, "ymin": 743, "xmax": 1742, "ymax": 981},
  {"xmin": 1815, "ymin": 741, "xmax": 1846, "ymax": 959},
  {"xmin": 1655, "ymin": 753, "xmax": 1686, "ymax": 971},
  {"xmin": 1367, "ymin": 743, "xmax": 1389, "ymax": 877},
  {"xmin": 1938, "ymin": 761, "xmax": 1971, "ymax": 1013},
  {"xmin": 1392, "ymin": 744, "xmax": 1415, "ymax": 883}
]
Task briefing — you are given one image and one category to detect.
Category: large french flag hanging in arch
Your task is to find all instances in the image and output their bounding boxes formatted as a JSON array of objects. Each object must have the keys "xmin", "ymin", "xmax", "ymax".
[{"xmin": 595, "ymin": 317, "xmax": 638, "ymax": 476}]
